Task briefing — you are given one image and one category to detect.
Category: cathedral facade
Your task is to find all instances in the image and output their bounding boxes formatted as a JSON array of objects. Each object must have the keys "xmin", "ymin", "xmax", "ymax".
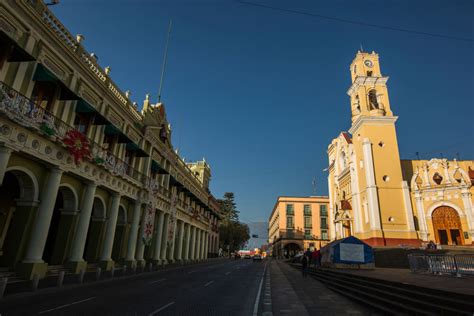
[{"xmin": 327, "ymin": 51, "xmax": 473, "ymax": 247}]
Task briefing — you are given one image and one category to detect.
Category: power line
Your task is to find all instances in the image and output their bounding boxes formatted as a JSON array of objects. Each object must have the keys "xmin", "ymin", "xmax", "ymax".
[{"xmin": 236, "ymin": 1, "xmax": 474, "ymax": 43}]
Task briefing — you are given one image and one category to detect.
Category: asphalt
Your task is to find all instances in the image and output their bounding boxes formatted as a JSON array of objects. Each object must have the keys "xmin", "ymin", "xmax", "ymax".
[{"xmin": 0, "ymin": 259, "xmax": 266, "ymax": 316}]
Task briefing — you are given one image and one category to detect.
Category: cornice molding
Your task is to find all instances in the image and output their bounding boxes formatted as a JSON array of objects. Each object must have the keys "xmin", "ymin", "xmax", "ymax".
[
  {"xmin": 347, "ymin": 76, "xmax": 389, "ymax": 96},
  {"xmin": 349, "ymin": 115, "xmax": 398, "ymax": 134}
]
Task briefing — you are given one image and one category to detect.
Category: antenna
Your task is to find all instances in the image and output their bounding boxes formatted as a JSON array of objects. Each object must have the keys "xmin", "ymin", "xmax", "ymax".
[
  {"xmin": 312, "ymin": 177, "xmax": 317, "ymax": 195},
  {"xmin": 158, "ymin": 19, "xmax": 172, "ymax": 103}
]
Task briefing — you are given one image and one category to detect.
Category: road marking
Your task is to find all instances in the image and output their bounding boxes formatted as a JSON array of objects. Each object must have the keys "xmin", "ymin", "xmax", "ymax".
[
  {"xmin": 225, "ymin": 271, "xmax": 231, "ymax": 275},
  {"xmin": 149, "ymin": 301, "xmax": 175, "ymax": 315},
  {"xmin": 188, "ymin": 270, "xmax": 198, "ymax": 274},
  {"xmin": 252, "ymin": 263, "xmax": 267, "ymax": 316},
  {"xmin": 204, "ymin": 280, "xmax": 214, "ymax": 287},
  {"xmin": 38, "ymin": 297, "xmax": 96, "ymax": 314},
  {"xmin": 149, "ymin": 278, "xmax": 166, "ymax": 284}
]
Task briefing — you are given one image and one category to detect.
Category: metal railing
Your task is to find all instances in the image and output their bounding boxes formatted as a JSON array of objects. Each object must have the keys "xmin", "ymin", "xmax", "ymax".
[
  {"xmin": 408, "ymin": 254, "xmax": 474, "ymax": 276},
  {"xmin": 0, "ymin": 81, "xmax": 145, "ymax": 184}
]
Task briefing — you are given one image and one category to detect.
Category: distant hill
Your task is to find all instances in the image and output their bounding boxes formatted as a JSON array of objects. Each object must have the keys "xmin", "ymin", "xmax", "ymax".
[{"xmin": 244, "ymin": 221, "xmax": 268, "ymax": 250}]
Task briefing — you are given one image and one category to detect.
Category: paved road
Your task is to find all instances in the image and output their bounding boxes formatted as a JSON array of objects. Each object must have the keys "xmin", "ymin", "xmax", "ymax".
[{"xmin": 0, "ymin": 259, "xmax": 266, "ymax": 316}]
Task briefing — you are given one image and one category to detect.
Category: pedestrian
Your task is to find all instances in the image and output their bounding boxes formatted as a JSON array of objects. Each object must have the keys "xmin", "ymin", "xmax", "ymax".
[
  {"xmin": 312, "ymin": 248, "xmax": 321, "ymax": 268},
  {"xmin": 301, "ymin": 254, "xmax": 309, "ymax": 278}
]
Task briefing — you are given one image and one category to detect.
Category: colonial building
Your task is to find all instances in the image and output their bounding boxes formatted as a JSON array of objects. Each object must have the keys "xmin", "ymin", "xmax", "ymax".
[
  {"xmin": 268, "ymin": 196, "xmax": 330, "ymax": 258},
  {"xmin": 0, "ymin": 0, "xmax": 221, "ymax": 280},
  {"xmin": 327, "ymin": 51, "xmax": 474, "ymax": 247}
]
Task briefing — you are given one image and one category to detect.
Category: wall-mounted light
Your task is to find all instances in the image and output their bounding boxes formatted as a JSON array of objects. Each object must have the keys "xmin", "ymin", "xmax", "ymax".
[{"xmin": 388, "ymin": 216, "xmax": 395, "ymax": 222}]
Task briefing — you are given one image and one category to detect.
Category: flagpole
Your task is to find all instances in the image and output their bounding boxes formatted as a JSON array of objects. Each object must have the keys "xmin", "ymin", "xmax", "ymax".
[{"xmin": 158, "ymin": 19, "xmax": 172, "ymax": 103}]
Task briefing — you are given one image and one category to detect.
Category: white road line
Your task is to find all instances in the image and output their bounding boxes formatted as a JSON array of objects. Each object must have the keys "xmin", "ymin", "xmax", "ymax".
[
  {"xmin": 225, "ymin": 271, "xmax": 231, "ymax": 275},
  {"xmin": 149, "ymin": 278, "xmax": 166, "ymax": 284},
  {"xmin": 204, "ymin": 280, "xmax": 214, "ymax": 287},
  {"xmin": 188, "ymin": 270, "xmax": 198, "ymax": 274},
  {"xmin": 149, "ymin": 301, "xmax": 175, "ymax": 315},
  {"xmin": 252, "ymin": 263, "xmax": 267, "ymax": 316},
  {"xmin": 38, "ymin": 297, "xmax": 96, "ymax": 314}
]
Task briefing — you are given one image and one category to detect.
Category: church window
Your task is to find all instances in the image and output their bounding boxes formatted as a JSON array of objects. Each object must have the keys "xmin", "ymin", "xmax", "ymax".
[
  {"xmin": 353, "ymin": 65, "xmax": 357, "ymax": 74},
  {"xmin": 433, "ymin": 173, "xmax": 443, "ymax": 185},
  {"xmin": 355, "ymin": 95, "xmax": 360, "ymax": 111},
  {"xmin": 368, "ymin": 90, "xmax": 379, "ymax": 110},
  {"xmin": 367, "ymin": 71, "xmax": 373, "ymax": 76},
  {"xmin": 378, "ymin": 141, "xmax": 385, "ymax": 147}
]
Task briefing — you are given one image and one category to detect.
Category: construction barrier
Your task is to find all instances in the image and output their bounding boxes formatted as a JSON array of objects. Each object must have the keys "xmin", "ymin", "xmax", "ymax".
[{"xmin": 408, "ymin": 254, "xmax": 474, "ymax": 276}]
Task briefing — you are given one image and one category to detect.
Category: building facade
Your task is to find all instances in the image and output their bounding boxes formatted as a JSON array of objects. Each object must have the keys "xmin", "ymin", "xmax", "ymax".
[
  {"xmin": 0, "ymin": 0, "xmax": 221, "ymax": 280},
  {"xmin": 268, "ymin": 196, "xmax": 330, "ymax": 258},
  {"xmin": 327, "ymin": 51, "xmax": 474, "ymax": 247}
]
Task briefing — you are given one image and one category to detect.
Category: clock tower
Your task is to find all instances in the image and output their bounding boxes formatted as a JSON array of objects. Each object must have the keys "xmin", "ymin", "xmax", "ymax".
[{"xmin": 347, "ymin": 51, "xmax": 418, "ymax": 245}]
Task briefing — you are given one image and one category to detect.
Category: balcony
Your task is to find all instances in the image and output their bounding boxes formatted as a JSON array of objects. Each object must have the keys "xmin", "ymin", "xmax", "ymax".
[
  {"xmin": 278, "ymin": 229, "xmax": 304, "ymax": 240},
  {"xmin": 320, "ymin": 210, "xmax": 328, "ymax": 217},
  {"xmin": 304, "ymin": 224, "xmax": 312, "ymax": 228},
  {"xmin": 0, "ymin": 81, "xmax": 146, "ymax": 184},
  {"xmin": 320, "ymin": 223, "xmax": 328, "ymax": 229}
]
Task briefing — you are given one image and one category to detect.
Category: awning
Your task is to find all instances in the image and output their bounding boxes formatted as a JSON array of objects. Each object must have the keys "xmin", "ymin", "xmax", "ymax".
[
  {"xmin": 104, "ymin": 124, "xmax": 133, "ymax": 143},
  {"xmin": 151, "ymin": 160, "xmax": 168, "ymax": 174},
  {"xmin": 169, "ymin": 174, "xmax": 183, "ymax": 187},
  {"xmin": 0, "ymin": 31, "xmax": 35, "ymax": 62},
  {"xmin": 75, "ymin": 99, "xmax": 111, "ymax": 125},
  {"xmin": 126, "ymin": 142, "xmax": 149, "ymax": 157},
  {"xmin": 33, "ymin": 64, "xmax": 79, "ymax": 100}
]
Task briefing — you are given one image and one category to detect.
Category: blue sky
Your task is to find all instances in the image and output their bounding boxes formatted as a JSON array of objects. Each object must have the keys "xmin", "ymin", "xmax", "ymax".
[{"xmin": 52, "ymin": 0, "xmax": 473, "ymax": 226}]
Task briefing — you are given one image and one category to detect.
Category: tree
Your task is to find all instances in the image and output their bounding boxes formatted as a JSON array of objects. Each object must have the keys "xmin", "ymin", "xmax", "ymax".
[
  {"xmin": 217, "ymin": 192, "xmax": 249, "ymax": 254},
  {"xmin": 217, "ymin": 192, "xmax": 239, "ymax": 224}
]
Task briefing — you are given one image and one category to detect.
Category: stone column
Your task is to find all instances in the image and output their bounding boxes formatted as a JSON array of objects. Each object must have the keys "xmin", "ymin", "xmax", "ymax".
[
  {"xmin": 168, "ymin": 220, "xmax": 177, "ymax": 263},
  {"xmin": 362, "ymin": 138, "xmax": 381, "ymax": 231},
  {"xmin": 195, "ymin": 229, "xmax": 201, "ymax": 260},
  {"xmin": 0, "ymin": 145, "xmax": 12, "ymax": 185},
  {"xmin": 99, "ymin": 193, "xmax": 121, "ymax": 270},
  {"xmin": 160, "ymin": 213, "xmax": 169, "ymax": 263},
  {"xmin": 19, "ymin": 168, "xmax": 63, "ymax": 279},
  {"xmin": 152, "ymin": 211, "xmax": 165, "ymax": 264},
  {"xmin": 134, "ymin": 207, "xmax": 147, "ymax": 267},
  {"xmin": 184, "ymin": 223, "xmax": 191, "ymax": 262},
  {"xmin": 68, "ymin": 182, "xmax": 97, "ymax": 272},
  {"xmin": 190, "ymin": 226, "xmax": 196, "ymax": 261},
  {"xmin": 176, "ymin": 220, "xmax": 184, "ymax": 262},
  {"xmin": 461, "ymin": 189, "xmax": 474, "ymax": 243},
  {"xmin": 204, "ymin": 232, "xmax": 209, "ymax": 259},
  {"xmin": 414, "ymin": 192, "xmax": 428, "ymax": 241},
  {"xmin": 125, "ymin": 201, "xmax": 142, "ymax": 267}
]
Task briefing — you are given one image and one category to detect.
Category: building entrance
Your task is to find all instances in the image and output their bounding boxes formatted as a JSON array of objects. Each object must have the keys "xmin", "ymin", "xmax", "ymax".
[{"xmin": 432, "ymin": 206, "xmax": 463, "ymax": 245}]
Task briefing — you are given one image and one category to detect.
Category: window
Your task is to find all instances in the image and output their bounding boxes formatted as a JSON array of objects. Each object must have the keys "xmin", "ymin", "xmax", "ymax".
[
  {"xmin": 433, "ymin": 173, "xmax": 443, "ymax": 185},
  {"xmin": 74, "ymin": 113, "xmax": 90, "ymax": 135},
  {"xmin": 320, "ymin": 205, "xmax": 328, "ymax": 217},
  {"xmin": 321, "ymin": 230, "xmax": 328, "ymax": 240},
  {"xmin": 321, "ymin": 217, "xmax": 328, "ymax": 229},
  {"xmin": 367, "ymin": 71, "xmax": 373, "ymax": 77},
  {"xmin": 286, "ymin": 216, "xmax": 294, "ymax": 229},
  {"xmin": 368, "ymin": 90, "xmax": 379, "ymax": 110},
  {"xmin": 31, "ymin": 81, "xmax": 58, "ymax": 111},
  {"xmin": 304, "ymin": 217, "xmax": 312, "ymax": 228},
  {"xmin": 304, "ymin": 230, "xmax": 312, "ymax": 239},
  {"xmin": 304, "ymin": 204, "xmax": 311, "ymax": 216},
  {"xmin": 286, "ymin": 204, "xmax": 294, "ymax": 215}
]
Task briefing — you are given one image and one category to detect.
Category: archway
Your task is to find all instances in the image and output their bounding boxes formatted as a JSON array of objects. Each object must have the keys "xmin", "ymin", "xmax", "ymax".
[
  {"xmin": 112, "ymin": 205, "xmax": 128, "ymax": 262},
  {"xmin": 432, "ymin": 206, "xmax": 464, "ymax": 245},
  {"xmin": 284, "ymin": 242, "xmax": 301, "ymax": 258},
  {"xmin": 43, "ymin": 186, "xmax": 77, "ymax": 265},
  {"xmin": 84, "ymin": 197, "xmax": 106, "ymax": 263},
  {"xmin": 0, "ymin": 169, "xmax": 38, "ymax": 268}
]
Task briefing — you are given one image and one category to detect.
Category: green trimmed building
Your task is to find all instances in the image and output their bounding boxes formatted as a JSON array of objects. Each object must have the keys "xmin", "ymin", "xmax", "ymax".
[{"xmin": 0, "ymin": 0, "xmax": 221, "ymax": 280}]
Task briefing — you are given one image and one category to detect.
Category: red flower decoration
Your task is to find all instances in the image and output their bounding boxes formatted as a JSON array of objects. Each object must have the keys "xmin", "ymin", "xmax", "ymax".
[
  {"xmin": 63, "ymin": 130, "xmax": 91, "ymax": 164},
  {"xmin": 144, "ymin": 223, "xmax": 153, "ymax": 237}
]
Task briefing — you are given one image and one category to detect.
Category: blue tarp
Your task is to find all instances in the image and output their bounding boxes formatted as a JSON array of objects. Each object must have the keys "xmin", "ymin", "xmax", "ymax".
[{"xmin": 322, "ymin": 236, "xmax": 374, "ymax": 265}]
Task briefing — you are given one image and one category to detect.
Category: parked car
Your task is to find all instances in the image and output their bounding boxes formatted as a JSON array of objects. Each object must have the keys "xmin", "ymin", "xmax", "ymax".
[{"xmin": 253, "ymin": 254, "xmax": 262, "ymax": 261}]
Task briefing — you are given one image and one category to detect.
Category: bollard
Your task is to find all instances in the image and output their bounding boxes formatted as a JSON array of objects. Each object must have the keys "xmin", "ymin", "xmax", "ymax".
[
  {"xmin": 31, "ymin": 274, "xmax": 40, "ymax": 292},
  {"xmin": 110, "ymin": 266, "xmax": 115, "ymax": 279},
  {"xmin": 96, "ymin": 267, "xmax": 102, "ymax": 281},
  {"xmin": 122, "ymin": 265, "xmax": 127, "ymax": 276},
  {"xmin": 0, "ymin": 277, "xmax": 8, "ymax": 298},
  {"xmin": 57, "ymin": 271, "xmax": 65, "ymax": 288},
  {"xmin": 78, "ymin": 269, "xmax": 85, "ymax": 284}
]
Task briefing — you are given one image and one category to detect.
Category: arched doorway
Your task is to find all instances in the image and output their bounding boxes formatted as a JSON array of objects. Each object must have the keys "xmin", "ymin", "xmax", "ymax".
[
  {"xmin": 43, "ymin": 186, "xmax": 77, "ymax": 265},
  {"xmin": 0, "ymin": 169, "xmax": 38, "ymax": 268},
  {"xmin": 84, "ymin": 197, "xmax": 106, "ymax": 263},
  {"xmin": 112, "ymin": 205, "xmax": 128, "ymax": 262},
  {"xmin": 283, "ymin": 242, "xmax": 301, "ymax": 258},
  {"xmin": 432, "ymin": 206, "xmax": 464, "ymax": 245}
]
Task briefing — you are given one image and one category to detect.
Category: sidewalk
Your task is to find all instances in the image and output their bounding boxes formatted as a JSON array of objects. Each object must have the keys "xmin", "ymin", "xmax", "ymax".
[
  {"xmin": 270, "ymin": 260, "xmax": 375, "ymax": 315},
  {"xmin": 332, "ymin": 267, "xmax": 474, "ymax": 296}
]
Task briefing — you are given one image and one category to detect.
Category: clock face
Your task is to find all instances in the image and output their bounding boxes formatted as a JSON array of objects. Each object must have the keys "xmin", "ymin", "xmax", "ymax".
[{"xmin": 364, "ymin": 60, "xmax": 373, "ymax": 68}]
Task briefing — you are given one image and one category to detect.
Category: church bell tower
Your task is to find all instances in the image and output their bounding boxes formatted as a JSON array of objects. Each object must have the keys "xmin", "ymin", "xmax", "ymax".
[{"xmin": 347, "ymin": 51, "xmax": 418, "ymax": 246}]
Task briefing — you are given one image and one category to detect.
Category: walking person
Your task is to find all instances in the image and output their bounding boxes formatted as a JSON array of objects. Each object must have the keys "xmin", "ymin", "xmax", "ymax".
[{"xmin": 301, "ymin": 254, "xmax": 309, "ymax": 278}]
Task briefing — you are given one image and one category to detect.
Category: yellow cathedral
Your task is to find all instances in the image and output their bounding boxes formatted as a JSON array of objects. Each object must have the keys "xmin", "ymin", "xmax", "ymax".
[{"xmin": 327, "ymin": 51, "xmax": 474, "ymax": 247}]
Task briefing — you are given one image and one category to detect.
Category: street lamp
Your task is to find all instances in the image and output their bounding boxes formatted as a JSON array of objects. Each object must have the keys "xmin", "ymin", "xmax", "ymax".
[{"xmin": 45, "ymin": 0, "xmax": 60, "ymax": 6}]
